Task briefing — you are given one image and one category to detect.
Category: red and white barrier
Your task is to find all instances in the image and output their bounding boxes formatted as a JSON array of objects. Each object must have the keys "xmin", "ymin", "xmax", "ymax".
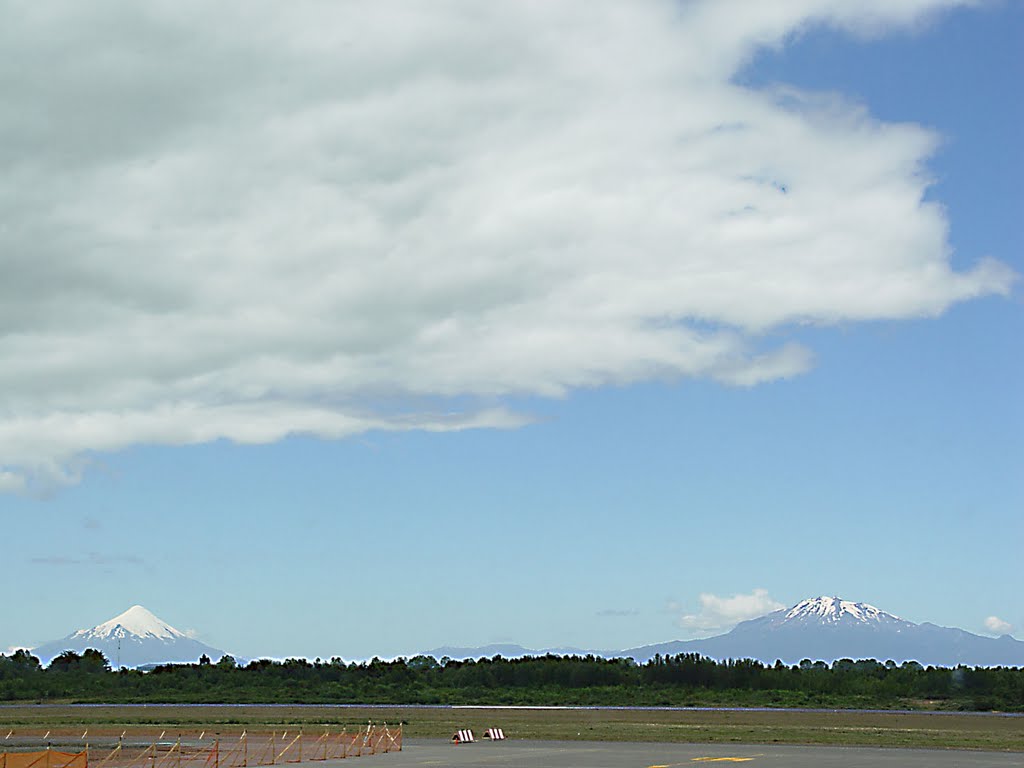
[
  {"xmin": 452, "ymin": 730, "xmax": 475, "ymax": 744},
  {"xmin": 483, "ymin": 728, "xmax": 506, "ymax": 741}
]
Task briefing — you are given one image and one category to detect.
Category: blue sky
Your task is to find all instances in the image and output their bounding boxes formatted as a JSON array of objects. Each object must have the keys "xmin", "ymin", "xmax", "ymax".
[{"xmin": 2, "ymin": 0, "xmax": 1021, "ymax": 661}]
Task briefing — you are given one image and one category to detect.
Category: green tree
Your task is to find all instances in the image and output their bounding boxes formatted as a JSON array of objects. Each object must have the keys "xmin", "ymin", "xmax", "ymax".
[
  {"xmin": 49, "ymin": 650, "xmax": 83, "ymax": 672},
  {"xmin": 81, "ymin": 649, "xmax": 111, "ymax": 672},
  {"xmin": 10, "ymin": 650, "xmax": 41, "ymax": 670}
]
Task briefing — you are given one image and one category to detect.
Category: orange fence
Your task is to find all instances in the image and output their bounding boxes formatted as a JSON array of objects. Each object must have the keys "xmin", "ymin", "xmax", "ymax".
[
  {"xmin": 1, "ymin": 753, "xmax": 88, "ymax": 768},
  {"xmin": 1, "ymin": 726, "xmax": 401, "ymax": 768}
]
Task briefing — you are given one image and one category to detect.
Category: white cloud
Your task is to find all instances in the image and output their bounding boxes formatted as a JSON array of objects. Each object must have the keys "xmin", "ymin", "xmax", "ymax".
[
  {"xmin": 984, "ymin": 616, "xmax": 1013, "ymax": 635},
  {"xmin": 678, "ymin": 588, "xmax": 785, "ymax": 635},
  {"xmin": 0, "ymin": 0, "xmax": 1015, "ymax": 490},
  {"xmin": 0, "ymin": 471, "xmax": 26, "ymax": 494}
]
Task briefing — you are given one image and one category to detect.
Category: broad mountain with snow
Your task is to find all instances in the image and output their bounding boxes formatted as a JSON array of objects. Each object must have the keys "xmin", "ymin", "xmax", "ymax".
[
  {"xmin": 419, "ymin": 597, "xmax": 1024, "ymax": 667},
  {"xmin": 32, "ymin": 605, "xmax": 229, "ymax": 669},
  {"xmin": 621, "ymin": 596, "xmax": 1024, "ymax": 667}
]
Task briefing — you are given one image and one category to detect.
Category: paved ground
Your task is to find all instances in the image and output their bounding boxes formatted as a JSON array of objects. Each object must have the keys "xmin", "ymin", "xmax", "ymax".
[{"xmin": 351, "ymin": 739, "xmax": 1023, "ymax": 767}]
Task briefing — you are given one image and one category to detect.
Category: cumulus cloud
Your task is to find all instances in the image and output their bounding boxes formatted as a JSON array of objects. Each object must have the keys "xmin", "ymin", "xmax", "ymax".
[
  {"xmin": 984, "ymin": 616, "xmax": 1013, "ymax": 635},
  {"xmin": 678, "ymin": 588, "xmax": 784, "ymax": 635},
  {"xmin": 0, "ymin": 0, "xmax": 1015, "ymax": 490}
]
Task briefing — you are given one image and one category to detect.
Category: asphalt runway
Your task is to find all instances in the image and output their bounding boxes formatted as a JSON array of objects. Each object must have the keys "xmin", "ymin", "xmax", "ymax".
[{"xmin": 350, "ymin": 739, "xmax": 1023, "ymax": 767}]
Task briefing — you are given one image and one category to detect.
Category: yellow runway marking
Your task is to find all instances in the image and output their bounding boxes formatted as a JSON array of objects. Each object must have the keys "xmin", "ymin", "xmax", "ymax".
[{"xmin": 691, "ymin": 758, "xmax": 756, "ymax": 763}]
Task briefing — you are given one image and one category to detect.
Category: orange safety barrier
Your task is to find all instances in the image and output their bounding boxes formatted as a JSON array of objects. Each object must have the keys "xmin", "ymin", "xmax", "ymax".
[
  {"xmin": 1, "ymin": 726, "xmax": 401, "ymax": 768},
  {"xmin": 1, "ymin": 752, "xmax": 88, "ymax": 768}
]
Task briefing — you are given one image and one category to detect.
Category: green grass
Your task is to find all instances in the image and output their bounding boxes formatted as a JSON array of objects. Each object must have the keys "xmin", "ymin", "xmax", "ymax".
[{"xmin": 0, "ymin": 705, "xmax": 1021, "ymax": 752}]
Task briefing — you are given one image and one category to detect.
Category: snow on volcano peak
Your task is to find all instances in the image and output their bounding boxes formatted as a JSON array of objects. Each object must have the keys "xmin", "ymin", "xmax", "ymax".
[
  {"xmin": 32, "ymin": 605, "xmax": 228, "ymax": 668},
  {"xmin": 784, "ymin": 596, "xmax": 897, "ymax": 624},
  {"xmin": 71, "ymin": 605, "xmax": 186, "ymax": 641}
]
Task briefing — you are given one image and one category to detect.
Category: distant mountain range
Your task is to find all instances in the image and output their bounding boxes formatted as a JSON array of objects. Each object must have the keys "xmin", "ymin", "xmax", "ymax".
[
  {"xmin": 425, "ymin": 643, "xmax": 618, "ymax": 660},
  {"xmin": 28, "ymin": 596, "xmax": 1024, "ymax": 670},
  {"xmin": 32, "ymin": 605, "xmax": 229, "ymax": 669},
  {"xmin": 426, "ymin": 596, "xmax": 1024, "ymax": 667}
]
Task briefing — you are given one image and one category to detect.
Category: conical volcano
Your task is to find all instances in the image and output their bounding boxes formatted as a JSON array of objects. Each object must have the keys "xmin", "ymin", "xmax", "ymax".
[{"xmin": 32, "ymin": 605, "xmax": 228, "ymax": 668}]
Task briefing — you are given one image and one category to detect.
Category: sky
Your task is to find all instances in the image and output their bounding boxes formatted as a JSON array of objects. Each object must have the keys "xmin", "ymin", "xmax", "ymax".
[{"xmin": 1, "ymin": 0, "xmax": 1021, "ymax": 662}]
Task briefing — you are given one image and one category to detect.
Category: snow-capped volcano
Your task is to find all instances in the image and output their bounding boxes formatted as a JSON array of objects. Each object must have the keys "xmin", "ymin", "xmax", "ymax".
[
  {"xmin": 32, "ymin": 605, "xmax": 228, "ymax": 669},
  {"xmin": 773, "ymin": 596, "xmax": 913, "ymax": 629},
  {"xmin": 786, "ymin": 596, "xmax": 889, "ymax": 622},
  {"xmin": 71, "ymin": 605, "xmax": 187, "ymax": 642},
  {"xmin": 621, "ymin": 595, "xmax": 1024, "ymax": 667}
]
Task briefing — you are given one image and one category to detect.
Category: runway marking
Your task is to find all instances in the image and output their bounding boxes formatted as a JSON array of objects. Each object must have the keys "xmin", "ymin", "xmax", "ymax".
[
  {"xmin": 691, "ymin": 758, "xmax": 756, "ymax": 763},
  {"xmin": 648, "ymin": 759, "xmax": 757, "ymax": 768}
]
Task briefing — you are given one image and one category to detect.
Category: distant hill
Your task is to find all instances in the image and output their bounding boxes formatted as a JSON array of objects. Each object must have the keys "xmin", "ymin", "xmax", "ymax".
[
  {"xmin": 422, "ymin": 596, "xmax": 1024, "ymax": 667},
  {"xmin": 32, "ymin": 605, "xmax": 229, "ymax": 669},
  {"xmin": 424, "ymin": 643, "xmax": 613, "ymax": 661}
]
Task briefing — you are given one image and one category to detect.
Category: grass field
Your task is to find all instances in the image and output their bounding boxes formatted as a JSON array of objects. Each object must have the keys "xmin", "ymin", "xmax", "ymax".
[{"xmin": 0, "ymin": 705, "xmax": 1021, "ymax": 752}]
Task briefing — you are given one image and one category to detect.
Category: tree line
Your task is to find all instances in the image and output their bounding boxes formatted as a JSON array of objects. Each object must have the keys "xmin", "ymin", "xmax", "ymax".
[{"xmin": 1, "ymin": 649, "xmax": 1021, "ymax": 711}]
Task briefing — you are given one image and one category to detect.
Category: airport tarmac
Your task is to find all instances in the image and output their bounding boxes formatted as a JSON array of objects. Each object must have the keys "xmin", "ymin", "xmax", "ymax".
[{"xmin": 354, "ymin": 739, "xmax": 1023, "ymax": 767}]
